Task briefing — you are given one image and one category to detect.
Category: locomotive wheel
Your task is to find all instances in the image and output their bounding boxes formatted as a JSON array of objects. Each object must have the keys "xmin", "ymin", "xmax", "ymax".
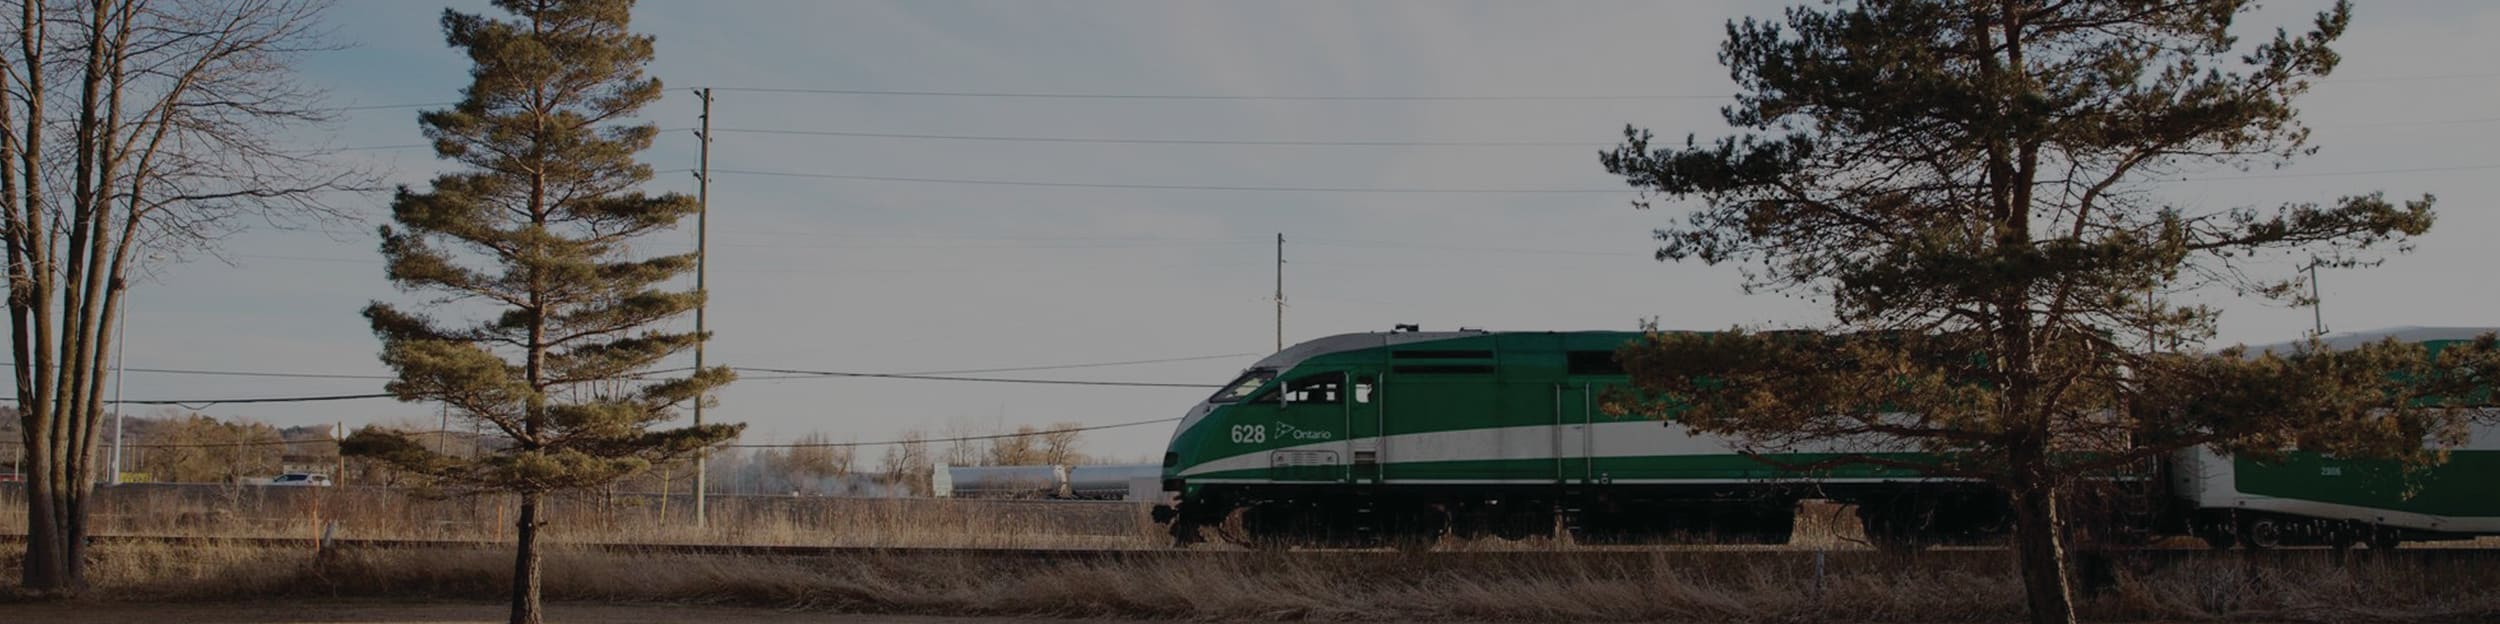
[
  {"xmin": 1249, "ymin": 504, "xmax": 1319, "ymax": 551},
  {"xmin": 1493, "ymin": 515, "xmax": 1540, "ymax": 541},
  {"xmin": 1385, "ymin": 531, "xmax": 1437, "ymax": 553},
  {"xmin": 1855, "ymin": 503, "xmax": 1928, "ymax": 552},
  {"xmin": 2240, "ymin": 517, "xmax": 2284, "ymax": 550},
  {"xmin": 2197, "ymin": 530, "xmax": 2237, "ymax": 550},
  {"xmin": 2369, "ymin": 529, "xmax": 2404, "ymax": 550},
  {"xmin": 2192, "ymin": 514, "xmax": 2241, "ymax": 550},
  {"xmin": 1382, "ymin": 506, "xmax": 1450, "ymax": 552},
  {"xmin": 2328, "ymin": 528, "xmax": 2361, "ymax": 550}
]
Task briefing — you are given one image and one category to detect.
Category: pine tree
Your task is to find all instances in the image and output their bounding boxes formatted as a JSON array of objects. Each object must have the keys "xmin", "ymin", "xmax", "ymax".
[
  {"xmin": 342, "ymin": 2, "xmax": 738, "ymax": 622},
  {"xmin": 1598, "ymin": 2, "xmax": 2500, "ymax": 623}
]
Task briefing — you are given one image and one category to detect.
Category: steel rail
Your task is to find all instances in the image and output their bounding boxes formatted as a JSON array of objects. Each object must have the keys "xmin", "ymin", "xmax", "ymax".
[{"xmin": 5, "ymin": 533, "xmax": 2499, "ymax": 568}]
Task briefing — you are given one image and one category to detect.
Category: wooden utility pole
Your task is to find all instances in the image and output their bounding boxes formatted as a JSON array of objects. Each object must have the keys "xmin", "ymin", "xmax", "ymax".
[
  {"xmin": 692, "ymin": 87, "xmax": 713, "ymax": 527},
  {"xmin": 108, "ymin": 294, "xmax": 128, "ymax": 485},
  {"xmin": 437, "ymin": 404, "xmax": 450, "ymax": 455},
  {"xmin": 1275, "ymin": 233, "xmax": 1285, "ymax": 352},
  {"xmin": 2306, "ymin": 259, "xmax": 2327, "ymax": 338}
]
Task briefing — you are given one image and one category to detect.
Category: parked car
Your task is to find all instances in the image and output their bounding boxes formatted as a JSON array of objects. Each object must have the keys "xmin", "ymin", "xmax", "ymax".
[{"xmin": 267, "ymin": 473, "xmax": 332, "ymax": 487}]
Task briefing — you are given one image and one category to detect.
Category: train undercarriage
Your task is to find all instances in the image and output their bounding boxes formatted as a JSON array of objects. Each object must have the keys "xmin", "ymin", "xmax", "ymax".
[
  {"xmin": 1158, "ymin": 480, "xmax": 2471, "ymax": 551},
  {"xmin": 2185, "ymin": 509, "xmax": 2471, "ymax": 550},
  {"xmin": 1158, "ymin": 482, "xmax": 2065, "ymax": 551}
]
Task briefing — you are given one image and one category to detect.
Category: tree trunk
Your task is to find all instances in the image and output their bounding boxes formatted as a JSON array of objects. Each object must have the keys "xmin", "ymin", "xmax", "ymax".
[
  {"xmin": 2011, "ymin": 483, "xmax": 2077, "ymax": 624},
  {"xmin": 19, "ymin": 403, "xmax": 92, "ymax": 594},
  {"xmin": 20, "ymin": 447, "xmax": 68, "ymax": 593},
  {"xmin": 510, "ymin": 492, "xmax": 542, "ymax": 624}
]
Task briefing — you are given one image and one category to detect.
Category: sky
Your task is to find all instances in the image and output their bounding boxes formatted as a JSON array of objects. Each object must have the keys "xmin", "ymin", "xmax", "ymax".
[{"xmin": 97, "ymin": 0, "xmax": 2500, "ymax": 462}]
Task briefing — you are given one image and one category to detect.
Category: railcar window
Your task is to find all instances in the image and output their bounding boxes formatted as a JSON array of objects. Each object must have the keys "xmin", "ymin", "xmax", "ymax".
[
  {"xmin": 1393, "ymin": 349, "xmax": 1495, "ymax": 359},
  {"xmin": 1207, "ymin": 369, "xmax": 1277, "ymax": 403},
  {"xmin": 1567, "ymin": 351, "xmax": 1626, "ymax": 376},
  {"xmin": 1280, "ymin": 372, "xmax": 1344, "ymax": 404}
]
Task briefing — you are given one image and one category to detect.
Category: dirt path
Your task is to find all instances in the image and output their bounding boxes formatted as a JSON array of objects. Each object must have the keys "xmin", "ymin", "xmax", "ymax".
[{"xmin": 0, "ymin": 600, "xmax": 1161, "ymax": 623}]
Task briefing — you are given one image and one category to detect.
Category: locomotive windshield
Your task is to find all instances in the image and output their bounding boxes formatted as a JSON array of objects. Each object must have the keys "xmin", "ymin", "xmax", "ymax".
[{"xmin": 1207, "ymin": 369, "xmax": 1276, "ymax": 403}]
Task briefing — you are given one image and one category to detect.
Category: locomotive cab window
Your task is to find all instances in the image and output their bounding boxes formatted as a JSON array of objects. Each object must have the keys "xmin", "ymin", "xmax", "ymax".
[
  {"xmin": 1262, "ymin": 372, "xmax": 1345, "ymax": 404},
  {"xmin": 1208, "ymin": 369, "xmax": 1277, "ymax": 403}
]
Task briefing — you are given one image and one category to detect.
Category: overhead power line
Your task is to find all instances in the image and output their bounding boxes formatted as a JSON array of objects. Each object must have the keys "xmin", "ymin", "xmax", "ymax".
[
  {"xmin": 338, "ymin": 118, "xmax": 2499, "ymax": 154},
  {"xmin": 337, "ymin": 101, "xmax": 453, "ymax": 111},
  {"xmin": 703, "ymin": 73, "xmax": 2499, "ymax": 102},
  {"xmin": 707, "ymin": 86, "xmax": 1723, "ymax": 101},
  {"xmin": 734, "ymin": 367, "xmax": 1220, "ymax": 388},
  {"xmin": 712, "ymin": 127, "xmax": 1603, "ymax": 147},
  {"xmin": 2321, "ymin": 71, "xmax": 2500, "ymax": 83},
  {"xmin": 715, "ymin": 161, "xmax": 2500, "ymax": 195},
  {"xmin": 336, "ymin": 143, "xmax": 430, "ymax": 152},
  {"xmin": 712, "ymin": 119, "xmax": 2500, "ymax": 148},
  {"xmin": 114, "ymin": 366, "xmax": 394, "ymax": 380},
  {"xmin": 39, "ymin": 356, "xmax": 1245, "ymax": 381},
  {"xmin": 710, "ymin": 162, "xmax": 2500, "ymax": 195},
  {"xmin": 6, "ymin": 415, "xmax": 1193, "ymax": 450},
  {"xmin": 127, "ymin": 392, "xmax": 397, "ymax": 409},
  {"xmin": 861, "ymin": 352, "xmax": 1257, "ymax": 376},
  {"xmin": 725, "ymin": 417, "xmax": 1183, "ymax": 449},
  {"xmin": 0, "ymin": 437, "xmax": 336, "ymax": 449},
  {"xmin": 711, "ymin": 168, "xmax": 1631, "ymax": 194},
  {"xmin": 0, "ymin": 353, "xmax": 1245, "ymax": 407},
  {"xmin": 1298, "ymin": 237, "xmax": 1641, "ymax": 257},
  {"xmin": 2184, "ymin": 163, "xmax": 2500, "ymax": 181}
]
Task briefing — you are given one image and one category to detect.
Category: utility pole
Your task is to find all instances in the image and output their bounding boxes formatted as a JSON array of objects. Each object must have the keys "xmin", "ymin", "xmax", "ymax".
[
  {"xmin": 2306, "ymin": 258, "xmax": 2327, "ymax": 338},
  {"xmin": 692, "ymin": 87, "xmax": 713, "ymax": 528},
  {"xmin": 108, "ymin": 287, "xmax": 128, "ymax": 485},
  {"xmin": 1274, "ymin": 233, "xmax": 1285, "ymax": 352}
]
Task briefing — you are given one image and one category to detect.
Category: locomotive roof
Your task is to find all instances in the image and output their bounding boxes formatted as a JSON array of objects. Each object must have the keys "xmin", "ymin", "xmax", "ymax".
[
  {"xmin": 1247, "ymin": 330, "xmax": 1485, "ymax": 370},
  {"xmin": 1248, "ymin": 329, "xmax": 1642, "ymax": 371},
  {"xmin": 2241, "ymin": 326, "xmax": 2500, "ymax": 355}
]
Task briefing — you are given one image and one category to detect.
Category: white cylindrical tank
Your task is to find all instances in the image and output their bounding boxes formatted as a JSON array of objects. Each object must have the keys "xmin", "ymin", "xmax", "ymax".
[
  {"xmin": 934, "ymin": 464, "xmax": 1068, "ymax": 498},
  {"xmin": 1065, "ymin": 463, "xmax": 1161, "ymax": 500}
]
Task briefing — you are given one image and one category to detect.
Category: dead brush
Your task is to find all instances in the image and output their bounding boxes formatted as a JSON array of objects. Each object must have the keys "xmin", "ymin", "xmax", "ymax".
[
  {"xmin": 16, "ymin": 541, "xmax": 2495, "ymax": 623},
  {"xmin": 2, "ymin": 484, "xmax": 1155, "ymax": 548}
]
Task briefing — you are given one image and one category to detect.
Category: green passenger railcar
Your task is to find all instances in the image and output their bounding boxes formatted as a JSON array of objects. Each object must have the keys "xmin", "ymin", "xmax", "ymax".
[{"xmin": 2173, "ymin": 327, "xmax": 2500, "ymax": 549}]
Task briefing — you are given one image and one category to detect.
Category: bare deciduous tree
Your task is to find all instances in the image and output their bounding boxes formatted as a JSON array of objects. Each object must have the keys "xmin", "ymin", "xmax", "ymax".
[
  {"xmin": 4, "ymin": 0, "xmax": 364, "ymax": 594},
  {"xmin": 1037, "ymin": 422, "xmax": 1085, "ymax": 466},
  {"xmin": 142, "ymin": 411, "xmax": 280, "ymax": 484},
  {"xmin": 877, "ymin": 429, "xmax": 930, "ymax": 496},
  {"xmin": 940, "ymin": 419, "xmax": 981, "ymax": 467},
  {"xmin": 984, "ymin": 426, "xmax": 1044, "ymax": 466}
]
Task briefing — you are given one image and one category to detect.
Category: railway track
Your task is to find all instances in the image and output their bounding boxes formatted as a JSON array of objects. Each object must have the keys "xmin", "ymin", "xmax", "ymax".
[{"xmin": 7, "ymin": 533, "xmax": 2500, "ymax": 568}]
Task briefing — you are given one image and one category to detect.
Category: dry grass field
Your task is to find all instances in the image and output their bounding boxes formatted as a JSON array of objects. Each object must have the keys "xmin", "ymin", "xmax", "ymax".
[
  {"xmin": 0, "ymin": 484, "xmax": 1158, "ymax": 549},
  {"xmin": 4, "ymin": 540, "xmax": 2497, "ymax": 622},
  {"xmin": 6, "ymin": 486, "xmax": 2500, "ymax": 621},
  {"xmin": 0, "ymin": 601, "xmax": 1137, "ymax": 624},
  {"xmin": 0, "ymin": 484, "xmax": 1877, "ymax": 550}
]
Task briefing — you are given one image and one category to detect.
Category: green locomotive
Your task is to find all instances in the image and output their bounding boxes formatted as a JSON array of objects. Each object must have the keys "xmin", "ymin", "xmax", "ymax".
[{"xmin": 1151, "ymin": 327, "xmax": 2500, "ymax": 549}]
